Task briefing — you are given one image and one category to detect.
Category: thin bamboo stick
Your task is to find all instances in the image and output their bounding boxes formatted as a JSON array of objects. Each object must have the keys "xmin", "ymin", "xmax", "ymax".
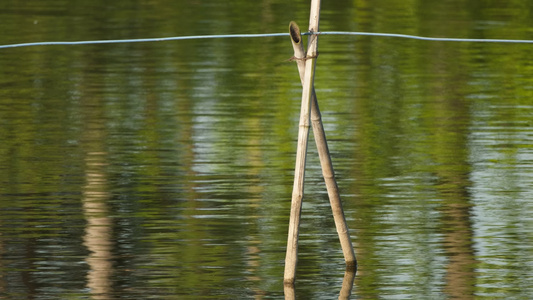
[
  {"xmin": 289, "ymin": 21, "xmax": 357, "ymax": 268},
  {"xmin": 283, "ymin": 0, "xmax": 322, "ymax": 285}
]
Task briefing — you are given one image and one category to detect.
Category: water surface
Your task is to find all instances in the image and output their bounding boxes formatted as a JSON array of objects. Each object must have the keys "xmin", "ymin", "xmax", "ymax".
[{"xmin": 1, "ymin": 1, "xmax": 532, "ymax": 299}]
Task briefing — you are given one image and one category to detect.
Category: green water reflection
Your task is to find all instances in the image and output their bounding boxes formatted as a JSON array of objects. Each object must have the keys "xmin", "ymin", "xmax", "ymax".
[{"xmin": 1, "ymin": 0, "xmax": 533, "ymax": 299}]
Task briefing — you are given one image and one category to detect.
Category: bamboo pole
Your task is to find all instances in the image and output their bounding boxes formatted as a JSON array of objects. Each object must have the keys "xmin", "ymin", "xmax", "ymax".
[
  {"xmin": 289, "ymin": 22, "xmax": 357, "ymax": 268},
  {"xmin": 284, "ymin": 0, "xmax": 322, "ymax": 285}
]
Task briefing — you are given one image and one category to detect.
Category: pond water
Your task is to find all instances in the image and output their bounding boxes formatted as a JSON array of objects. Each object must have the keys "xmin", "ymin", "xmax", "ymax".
[{"xmin": 1, "ymin": 0, "xmax": 533, "ymax": 299}]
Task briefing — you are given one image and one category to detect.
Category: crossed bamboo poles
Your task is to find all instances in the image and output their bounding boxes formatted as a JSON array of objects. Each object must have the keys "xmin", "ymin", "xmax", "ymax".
[{"xmin": 283, "ymin": 5, "xmax": 357, "ymax": 285}]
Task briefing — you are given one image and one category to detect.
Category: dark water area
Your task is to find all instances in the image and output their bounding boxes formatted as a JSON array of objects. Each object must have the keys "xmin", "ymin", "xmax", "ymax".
[{"xmin": 1, "ymin": 0, "xmax": 533, "ymax": 299}]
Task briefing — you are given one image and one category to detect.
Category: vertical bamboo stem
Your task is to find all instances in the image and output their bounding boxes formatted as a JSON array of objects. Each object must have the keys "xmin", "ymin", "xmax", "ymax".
[
  {"xmin": 284, "ymin": 0, "xmax": 322, "ymax": 285},
  {"xmin": 289, "ymin": 22, "xmax": 357, "ymax": 268}
]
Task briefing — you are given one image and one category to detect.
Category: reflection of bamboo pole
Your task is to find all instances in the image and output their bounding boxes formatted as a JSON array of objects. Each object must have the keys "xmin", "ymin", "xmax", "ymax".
[
  {"xmin": 289, "ymin": 21, "xmax": 357, "ymax": 268},
  {"xmin": 283, "ymin": 266, "xmax": 355, "ymax": 299},
  {"xmin": 284, "ymin": 0, "xmax": 322, "ymax": 285},
  {"xmin": 284, "ymin": 282, "xmax": 296, "ymax": 300},
  {"xmin": 339, "ymin": 268, "xmax": 356, "ymax": 299},
  {"xmin": 82, "ymin": 151, "xmax": 113, "ymax": 300}
]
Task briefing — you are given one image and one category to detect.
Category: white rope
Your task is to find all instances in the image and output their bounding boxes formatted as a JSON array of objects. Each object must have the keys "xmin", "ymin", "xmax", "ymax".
[
  {"xmin": 317, "ymin": 31, "xmax": 533, "ymax": 43},
  {"xmin": 0, "ymin": 33, "xmax": 289, "ymax": 49},
  {"xmin": 1, "ymin": 31, "xmax": 532, "ymax": 49}
]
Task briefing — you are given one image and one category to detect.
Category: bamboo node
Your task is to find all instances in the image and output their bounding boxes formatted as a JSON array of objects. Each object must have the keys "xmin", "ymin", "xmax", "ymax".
[
  {"xmin": 287, "ymin": 52, "xmax": 319, "ymax": 62},
  {"xmin": 306, "ymin": 53, "xmax": 319, "ymax": 60}
]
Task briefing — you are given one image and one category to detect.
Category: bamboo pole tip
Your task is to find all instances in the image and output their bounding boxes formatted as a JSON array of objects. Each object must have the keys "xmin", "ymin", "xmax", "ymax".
[{"xmin": 289, "ymin": 21, "xmax": 301, "ymax": 44}]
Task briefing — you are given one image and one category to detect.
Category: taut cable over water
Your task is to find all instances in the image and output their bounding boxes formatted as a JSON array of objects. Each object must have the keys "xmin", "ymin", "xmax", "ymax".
[{"xmin": 2, "ymin": 31, "xmax": 533, "ymax": 50}]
